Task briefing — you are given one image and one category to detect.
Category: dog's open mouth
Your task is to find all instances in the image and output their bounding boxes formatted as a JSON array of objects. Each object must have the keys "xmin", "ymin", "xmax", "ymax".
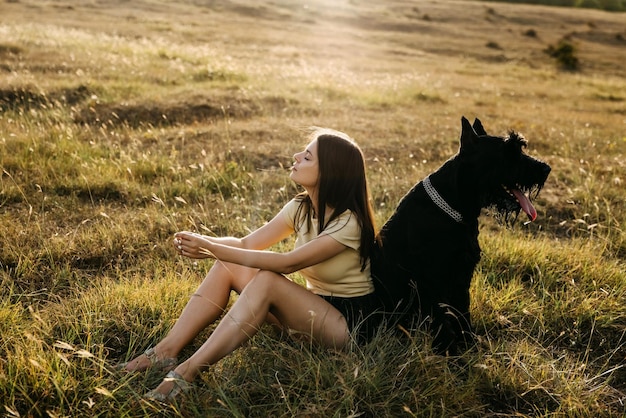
[{"xmin": 508, "ymin": 187, "xmax": 537, "ymax": 221}]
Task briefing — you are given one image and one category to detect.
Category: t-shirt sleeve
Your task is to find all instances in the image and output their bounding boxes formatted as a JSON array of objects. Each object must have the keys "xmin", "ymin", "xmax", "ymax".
[
  {"xmin": 321, "ymin": 212, "xmax": 361, "ymax": 251},
  {"xmin": 279, "ymin": 198, "xmax": 300, "ymax": 230}
]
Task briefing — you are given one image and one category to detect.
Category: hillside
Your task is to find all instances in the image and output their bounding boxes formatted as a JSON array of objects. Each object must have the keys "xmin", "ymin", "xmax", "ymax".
[{"xmin": 3, "ymin": 0, "xmax": 625, "ymax": 76}]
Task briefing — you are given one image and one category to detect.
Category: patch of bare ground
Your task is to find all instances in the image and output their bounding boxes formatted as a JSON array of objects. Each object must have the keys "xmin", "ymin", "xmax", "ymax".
[
  {"xmin": 73, "ymin": 95, "xmax": 298, "ymax": 127},
  {"xmin": 0, "ymin": 84, "xmax": 296, "ymax": 126},
  {"xmin": 73, "ymin": 97, "xmax": 255, "ymax": 127},
  {"xmin": 0, "ymin": 85, "xmax": 93, "ymax": 110}
]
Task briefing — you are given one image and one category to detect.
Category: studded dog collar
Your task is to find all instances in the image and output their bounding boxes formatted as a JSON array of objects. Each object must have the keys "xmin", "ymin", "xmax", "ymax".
[{"xmin": 423, "ymin": 176, "xmax": 463, "ymax": 223}]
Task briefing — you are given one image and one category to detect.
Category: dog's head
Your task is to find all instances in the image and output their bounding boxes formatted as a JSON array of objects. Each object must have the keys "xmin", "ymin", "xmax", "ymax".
[{"xmin": 456, "ymin": 117, "xmax": 551, "ymax": 223}]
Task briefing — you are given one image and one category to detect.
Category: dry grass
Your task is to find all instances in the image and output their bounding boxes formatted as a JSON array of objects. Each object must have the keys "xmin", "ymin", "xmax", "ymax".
[{"xmin": 1, "ymin": 0, "xmax": 625, "ymax": 416}]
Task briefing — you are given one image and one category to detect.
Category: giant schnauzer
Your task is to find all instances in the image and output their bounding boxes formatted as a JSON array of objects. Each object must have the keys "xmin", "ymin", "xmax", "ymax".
[{"xmin": 371, "ymin": 116, "xmax": 551, "ymax": 354}]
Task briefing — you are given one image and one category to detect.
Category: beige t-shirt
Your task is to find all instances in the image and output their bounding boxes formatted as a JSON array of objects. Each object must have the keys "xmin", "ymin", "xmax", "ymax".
[{"xmin": 280, "ymin": 198, "xmax": 374, "ymax": 297}]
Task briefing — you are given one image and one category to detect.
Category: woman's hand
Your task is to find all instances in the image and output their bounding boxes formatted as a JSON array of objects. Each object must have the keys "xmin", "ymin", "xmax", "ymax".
[{"xmin": 173, "ymin": 231, "xmax": 216, "ymax": 259}]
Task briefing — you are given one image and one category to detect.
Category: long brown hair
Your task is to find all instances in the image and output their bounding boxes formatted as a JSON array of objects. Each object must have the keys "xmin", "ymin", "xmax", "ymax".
[{"xmin": 294, "ymin": 128, "xmax": 376, "ymax": 270}]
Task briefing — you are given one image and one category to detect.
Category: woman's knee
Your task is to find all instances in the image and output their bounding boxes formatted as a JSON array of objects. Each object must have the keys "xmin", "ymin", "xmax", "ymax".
[
  {"xmin": 247, "ymin": 270, "xmax": 284, "ymax": 293},
  {"xmin": 201, "ymin": 261, "xmax": 258, "ymax": 293}
]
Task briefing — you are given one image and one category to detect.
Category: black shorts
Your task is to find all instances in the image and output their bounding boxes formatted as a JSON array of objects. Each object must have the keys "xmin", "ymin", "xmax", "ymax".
[{"xmin": 319, "ymin": 292, "xmax": 383, "ymax": 344}]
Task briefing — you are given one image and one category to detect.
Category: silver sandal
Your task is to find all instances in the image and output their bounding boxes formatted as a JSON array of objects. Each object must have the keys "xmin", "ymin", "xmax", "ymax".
[
  {"xmin": 117, "ymin": 347, "xmax": 178, "ymax": 372},
  {"xmin": 143, "ymin": 370, "xmax": 192, "ymax": 403}
]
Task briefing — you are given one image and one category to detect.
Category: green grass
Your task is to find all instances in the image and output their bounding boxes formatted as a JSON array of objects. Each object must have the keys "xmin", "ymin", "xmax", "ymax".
[
  {"xmin": 482, "ymin": 0, "xmax": 626, "ymax": 11},
  {"xmin": 1, "ymin": 0, "xmax": 626, "ymax": 416}
]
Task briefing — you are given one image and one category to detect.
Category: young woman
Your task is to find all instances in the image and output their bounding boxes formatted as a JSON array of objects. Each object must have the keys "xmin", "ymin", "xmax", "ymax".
[{"xmin": 121, "ymin": 128, "xmax": 380, "ymax": 402}]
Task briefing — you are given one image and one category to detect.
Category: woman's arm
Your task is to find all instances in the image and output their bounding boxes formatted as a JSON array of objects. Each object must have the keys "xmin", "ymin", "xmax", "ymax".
[
  {"xmin": 175, "ymin": 232, "xmax": 346, "ymax": 275},
  {"xmin": 174, "ymin": 208, "xmax": 294, "ymax": 255}
]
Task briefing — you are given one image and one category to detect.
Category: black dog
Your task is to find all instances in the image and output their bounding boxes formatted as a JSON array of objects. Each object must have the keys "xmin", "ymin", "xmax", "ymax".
[{"xmin": 370, "ymin": 117, "xmax": 551, "ymax": 354}]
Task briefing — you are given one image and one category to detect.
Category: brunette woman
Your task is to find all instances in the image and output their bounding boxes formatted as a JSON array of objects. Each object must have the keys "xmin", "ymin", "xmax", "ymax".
[{"xmin": 121, "ymin": 128, "xmax": 380, "ymax": 402}]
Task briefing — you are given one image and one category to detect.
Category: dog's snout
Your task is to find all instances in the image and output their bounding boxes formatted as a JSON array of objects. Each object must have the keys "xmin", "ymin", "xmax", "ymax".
[
  {"xmin": 543, "ymin": 165, "xmax": 551, "ymax": 176},
  {"xmin": 540, "ymin": 164, "xmax": 551, "ymax": 182}
]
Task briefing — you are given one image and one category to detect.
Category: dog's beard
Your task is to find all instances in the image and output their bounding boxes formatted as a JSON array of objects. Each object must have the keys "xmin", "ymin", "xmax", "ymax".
[{"xmin": 486, "ymin": 184, "xmax": 544, "ymax": 225}]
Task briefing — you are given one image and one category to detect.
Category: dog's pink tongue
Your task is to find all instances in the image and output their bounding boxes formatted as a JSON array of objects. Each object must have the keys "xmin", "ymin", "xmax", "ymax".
[{"xmin": 512, "ymin": 189, "xmax": 537, "ymax": 221}]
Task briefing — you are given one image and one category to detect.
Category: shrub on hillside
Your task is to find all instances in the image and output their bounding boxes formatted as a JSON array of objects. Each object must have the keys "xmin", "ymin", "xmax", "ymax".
[{"xmin": 545, "ymin": 40, "xmax": 579, "ymax": 71}]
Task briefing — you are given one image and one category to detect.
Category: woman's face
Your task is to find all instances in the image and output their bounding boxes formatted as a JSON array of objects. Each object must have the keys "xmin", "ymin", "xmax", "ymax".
[{"xmin": 290, "ymin": 138, "xmax": 319, "ymax": 191}]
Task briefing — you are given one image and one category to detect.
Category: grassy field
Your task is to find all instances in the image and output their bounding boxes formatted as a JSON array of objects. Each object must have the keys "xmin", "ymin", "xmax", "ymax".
[{"xmin": 1, "ymin": 0, "xmax": 625, "ymax": 416}]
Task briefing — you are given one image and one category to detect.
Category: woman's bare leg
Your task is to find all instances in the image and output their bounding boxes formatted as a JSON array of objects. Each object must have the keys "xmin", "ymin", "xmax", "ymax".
[
  {"xmin": 122, "ymin": 261, "xmax": 258, "ymax": 371},
  {"xmin": 150, "ymin": 270, "xmax": 349, "ymax": 393}
]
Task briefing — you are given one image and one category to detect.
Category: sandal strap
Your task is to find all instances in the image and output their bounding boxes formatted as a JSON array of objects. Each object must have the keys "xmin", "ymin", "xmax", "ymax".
[
  {"xmin": 143, "ymin": 370, "xmax": 192, "ymax": 403},
  {"xmin": 144, "ymin": 347, "xmax": 178, "ymax": 369},
  {"xmin": 164, "ymin": 370, "xmax": 193, "ymax": 395},
  {"xmin": 143, "ymin": 347, "xmax": 158, "ymax": 364}
]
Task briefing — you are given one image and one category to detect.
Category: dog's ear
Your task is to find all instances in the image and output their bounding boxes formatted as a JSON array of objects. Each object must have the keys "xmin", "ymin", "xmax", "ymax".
[
  {"xmin": 472, "ymin": 118, "xmax": 487, "ymax": 136},
  {"xmin": 460, "ymin": 116, "xmax": 479, "ymax": 151}
]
